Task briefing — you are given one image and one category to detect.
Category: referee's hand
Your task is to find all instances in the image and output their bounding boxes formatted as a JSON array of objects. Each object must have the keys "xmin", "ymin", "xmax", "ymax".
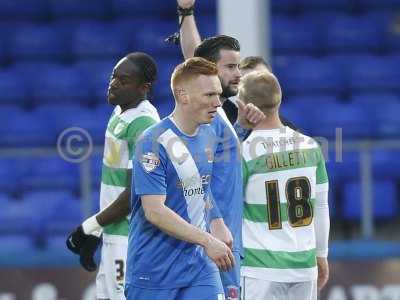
[{"xmin": 177, "ymin": 0, "xmax": 195, "ymax": 9}]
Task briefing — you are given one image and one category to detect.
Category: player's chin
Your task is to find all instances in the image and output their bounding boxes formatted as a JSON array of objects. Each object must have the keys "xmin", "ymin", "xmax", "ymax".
[
  {"xmin": 200, "ymin": 116, "xmax": 214, "ymax": 124},
  {"xmin": 107, "ymin": 94, "xmax": 121, "ymax": 105}
]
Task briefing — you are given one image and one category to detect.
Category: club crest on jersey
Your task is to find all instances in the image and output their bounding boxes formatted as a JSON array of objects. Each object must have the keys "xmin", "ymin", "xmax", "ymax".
[
  {"xmin": 226, "ymin": 285, "xmax": 239, "ymax": 300},
  {"xmin": 205, "ymin": 147, "xmax": 213, "ymax": 163},
  {"xmin": 114, "ymin": 122, "xmax": 126, "ymax": 135},
  {"xmin": 140, "ymin": 152, "xmax": 160, "ymax": 173}
]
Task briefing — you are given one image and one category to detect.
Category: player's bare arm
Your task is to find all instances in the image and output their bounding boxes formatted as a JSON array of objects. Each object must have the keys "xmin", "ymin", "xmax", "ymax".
[
  {"xmin": 317, "ymin": 257, "xmax": 329, "ymax": 291},
  {"xmin": 142, "ymin": 194, "xmax": 235, "ymax": 272},
  {"xmin": 210, "ymin": 218, "xmax": 233, "ymax": 249},
  {"xmin": 177, "ymin": 0, "xmax": 201, "ymax": 59}
]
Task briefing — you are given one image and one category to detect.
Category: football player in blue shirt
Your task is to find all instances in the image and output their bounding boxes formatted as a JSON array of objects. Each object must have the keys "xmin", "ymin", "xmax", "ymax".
[{"xmin": 124, "ymin": 57, "xmax": 234, "ymax": 300}]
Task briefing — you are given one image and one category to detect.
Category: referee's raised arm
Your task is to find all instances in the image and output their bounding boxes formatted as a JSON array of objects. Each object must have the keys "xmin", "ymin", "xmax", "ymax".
[{"xmin": 177, "ymin": 0, "xmax": 201, "ymax": 59}]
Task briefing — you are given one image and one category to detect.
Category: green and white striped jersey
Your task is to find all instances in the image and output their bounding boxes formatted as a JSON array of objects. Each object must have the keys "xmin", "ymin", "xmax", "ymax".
[
  {"xmin": 241, "ymin": 126, "xmax": 329, "ymax": 282},
  {"xmin": 100, "ymin": 100, "xmax": 160, "ymax": 242}
]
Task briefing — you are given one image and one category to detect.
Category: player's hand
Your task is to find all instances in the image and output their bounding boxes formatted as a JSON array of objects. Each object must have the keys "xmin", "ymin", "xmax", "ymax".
[
  {"xmin": 66, "ymin": 225, "xmax": 101, "ymax": 272},
  {"xmin": 203, "ymin": 233, "xmax": 235, "ymax": 272},
  {"xmin": 177, "ymin": 0, "xmax": 195, "ymax": 9},
  {"xmin": 237, "ymin": 99, "xmax": 265, "ymax": 129},
  {"xmin": 79, "ymin": 234, "xmax": 101, "ymax": 272},
  {"xmin": 210, "ymin": 218, "xmax": 233, "ymax": 249},
  {"xmin": 317, "ymin": 257, "xmax": 329, "ymax": 291},
  {"xmin": 66, "ymin": 225, "xmax": 89, "ymax": 254}
]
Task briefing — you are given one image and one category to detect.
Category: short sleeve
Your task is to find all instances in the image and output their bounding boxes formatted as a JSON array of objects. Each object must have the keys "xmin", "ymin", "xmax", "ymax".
[
  {"xmin": 133, "ymin": 134, "xmax": 167, "ymax": 196},
  {"xmin": 126, "ymin": 116, "xmax": 158, "ymax": 159}
]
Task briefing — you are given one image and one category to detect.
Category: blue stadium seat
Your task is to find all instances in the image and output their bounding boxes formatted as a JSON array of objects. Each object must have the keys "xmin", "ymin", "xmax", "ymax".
[
  {"xmin": 0, "ymin": 39, "xmax": 6, "ymax": 63},
  {"xmin": 91, "ymin": 191, "xmax": 101, "ymax": 215},
  {"xmin": 0, "ymin": 160, "xmax": 21, "ymax": 194},
  {"xmin": 95, "ymin": 104, "xmax": 113, "ymax": 121},
  {"xmin": 129, "ymin": 20, "xmax": 182, "ymax": 58},
  {"xmin": 283, "ymin": 95, "xmax": 339, "ymax": 132},
  {"xmin": 90, "ymin": 154, "xmax": 103, "ymax": 189},
  {"xmin": 9, "ymin": 25, "xmax": 69, "ymax": 61},
  {"xmin": 349, "ymin": 55, "xmax": 400, "ymax": 93},
  {"xmin": 323, "ymin": 15, "xmax": 386, "ymax": 53},
  {"xmin": 32, "ymin": 65, "xmax": 92, "ymax": 106},
  {"xmin": 111, "ymin": 0, "xmax": 172, "ymax": 17},
  {"xmin": 327, "ymin": 150, "xmax": 360, "ymax": 182},
  {"xmin": 272, "ymin": 16, "xmax": 321, "ymax": 54},
  {"xmin": 358, "ymin": 0, "xmax": 400, "ymax": 9},
  {"xmin": 0, "ymin": 68, "xmax": 30, "ymax": 107},
  {"xmin": 153, "ymin": 57, "xmax": 176, "ymax": 118},
  {"xmin": 20, "ymin": 157, "xmax": 79, "ymax": 192},
  {"xmin": 72, "ymin": 22, "xmax": 129, "ymax": 59},
  {"xmin": 375, "ymin": 102, "xmax": 400, "ymax": 137},
  {"xmin": 48, "ymin": 0, "xmax": 109, "ymax": 19},
  {"xmin": 372, "ymin": 150, "xmax": 400, "ymax": 180},
  {"xmin": 0, "ymin": 189, "xmax": 72, "ymax": 233},
  {"xmin": 51, "ymin": 108, "xmax": 108, "ymax": 144},
  {"xmin": 196, "ymin": 0, "xmax": 217, "ymax": 15},
  {"xmin": 0, "ymin": 192, "xmax": 13, "ymax": 205},
  {"xmin": 351, "ymin": 93, "xmax": 400, "ymax": 107},
  {"xmin": 278, "ymin": 57, "xmax": 343, "ymax": 96},
  {"xmin": 197, "ymin": 15, "xmax": 218, "ymax": 38},
  {"xmin": 271, "ymin": 0, "xmax": 301, "ymax": 13},
  {"xmin": 343, "ymin": 180, "xmax": 398, "ymax": 220},
  {"xmin": 0, "ymin": 235, "xmax": 37, "ymax": 265},
  {"xmin": 47, "ymin": 197, "xmax": 83, "ymax": 234},
  {"xmin": 0, "ymin": 190, "xmax": 75, "ymax": 235},
  {"xmin": 310, "ymin": 102, "xmax": 371, "ymax": 139},
  {"xmin": 0, "ymin": 108, "xmax": 53, "ymax": 146},
  {"xmin": 76, "ymin": 60, "xmax": 115, "ymax": 105},
  {"xmin": 0, "ymin": 0, "xmax": 48, "ymax": 20},
  {"xmin": 386, "ymin": 12, "xmax": 400, "ymax": 51},
  {"xmin": 300, "ymin": 0, "xmax": 354, "ymax": 10},
  {"xmin": 154, "ymin": 57, "xmax": 180, "ymax": 107}
]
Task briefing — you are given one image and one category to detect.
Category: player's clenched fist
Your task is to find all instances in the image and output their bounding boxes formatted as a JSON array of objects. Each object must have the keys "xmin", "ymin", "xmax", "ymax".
[
  {"xmin": 237, "ymin": 99, "xmax": 265, "ymax": 129},
  {"xmin": 66, "ymin": 225, "xmax": 101, "ymax": 272},
  {"xmin": 203, "ymin": 232, "xmax": 235, "ymax": 272},
  {"xmin": 177, "ymin": 0, "xmax": 195, "ymax": 8}
]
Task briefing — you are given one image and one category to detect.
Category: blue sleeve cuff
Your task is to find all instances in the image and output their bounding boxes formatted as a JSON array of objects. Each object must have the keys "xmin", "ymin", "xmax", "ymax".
[{"xmin": 234, "ymin": 122, "xmax": 251, "ymax": 141}]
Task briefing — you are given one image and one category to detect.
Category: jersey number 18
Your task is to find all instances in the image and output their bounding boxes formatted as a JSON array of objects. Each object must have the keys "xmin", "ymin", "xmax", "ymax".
[{"xmin": 265, "ymin": 176, "xmax": 313, "ymax": 230}]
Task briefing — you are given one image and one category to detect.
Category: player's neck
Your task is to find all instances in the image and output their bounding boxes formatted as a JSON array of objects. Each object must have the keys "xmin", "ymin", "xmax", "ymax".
[
  {"xmin": 170, "ymin": 110, "xmax": 199, "ymax": 136},
  {"xmin": 254, "ymin": 112, "xmax": 284, "ymax": 130},
  {"xmin": 119, "ymin": 96, "xmax": 146, "ymax": 113}
]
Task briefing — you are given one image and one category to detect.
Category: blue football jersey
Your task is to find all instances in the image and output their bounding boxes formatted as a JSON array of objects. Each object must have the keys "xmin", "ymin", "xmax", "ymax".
[
  {"xmin": 210, "ymin": 107, "xmax": 243, "ymax": 254},
  {"xmin": 125, "ymin": 117, "xmax": 219, "ymax": 289}
]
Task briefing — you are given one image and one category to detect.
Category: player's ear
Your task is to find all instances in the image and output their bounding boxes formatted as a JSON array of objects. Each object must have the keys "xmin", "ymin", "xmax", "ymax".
[{"xmin": 141, "ymin": 82, "xmax": 152, "ymax": 94}]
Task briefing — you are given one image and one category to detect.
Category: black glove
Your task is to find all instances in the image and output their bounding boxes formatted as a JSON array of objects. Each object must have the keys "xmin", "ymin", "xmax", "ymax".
[
  {"xmin": 79, "ymin": 234, "xmax": 101, "ymax": 272},
  {"xmin": 66, "ymin": 225, "xmax": 101, "ymax": 272},
  {"xmin": 66, "ymin": 225, "xmax": 89, "ymax": 254}
]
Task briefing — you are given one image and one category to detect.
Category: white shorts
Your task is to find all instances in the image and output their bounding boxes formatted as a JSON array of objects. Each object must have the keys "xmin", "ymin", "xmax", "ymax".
[
  {"xmin": 241, "ymin": 276, "xmax": 317, "ymax": 300},
  {"xmin": 96, "ymin": 237, "xmax": 128, "ymax": 300}
]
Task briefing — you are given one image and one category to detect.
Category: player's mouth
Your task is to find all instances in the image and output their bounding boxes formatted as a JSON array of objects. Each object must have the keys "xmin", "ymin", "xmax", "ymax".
[{"xmin": 208, "ymin": 110, "xmax": 217, "ymax": 117}]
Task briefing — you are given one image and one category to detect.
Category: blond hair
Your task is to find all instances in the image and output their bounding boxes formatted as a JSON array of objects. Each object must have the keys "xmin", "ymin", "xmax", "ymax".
[
  {"xmin": 171, "ymin": 57, "xmax": 218, "ymax": 98},
  {"xmin": 238, "ymin": 71, "xmax": 282, "ymax": 115}
]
